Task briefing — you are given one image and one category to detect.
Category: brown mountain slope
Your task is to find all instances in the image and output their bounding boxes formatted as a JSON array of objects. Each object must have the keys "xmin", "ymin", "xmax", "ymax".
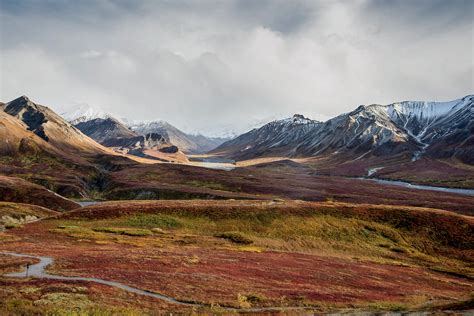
[
  {"xmin": 2, "ymin": 96, "xmax": 183, "ymax": 164},
  {"xmin": 0, "ymin": 110, "xmax": 63, "ymax": 157},
  {"xmin": 0, "ymin": 109, "xmax": 105, "ymax": 197},
  {"xmin": 0, "ymin": 96, "xmax": 165, "ymax": 198},
  {"xmin": 3, "ymin": 96, "xmax": 114, "ymax": 155}
]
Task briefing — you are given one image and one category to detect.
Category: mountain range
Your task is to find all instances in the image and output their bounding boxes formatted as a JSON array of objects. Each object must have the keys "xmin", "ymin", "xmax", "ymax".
[
  {"xmin": 212, "ymin": 95, "xmax": 474, "ymax": 165},
  {"xmin": 1, "ymin": 93, "xmax": 474, "ymax": 200},
  {"xmin": 2, "ymin": 94, "xmax": 473, "ymax": 173},
  {"xmin": 127, "ymin": 120, "xmax": 229, "ymax": 154},
  {"xmin": 62, "ymin": 103, "xmax": 229, "ymax": 155}
]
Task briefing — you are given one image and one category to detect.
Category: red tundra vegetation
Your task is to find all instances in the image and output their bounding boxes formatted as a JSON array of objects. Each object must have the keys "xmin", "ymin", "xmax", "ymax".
[{"xmin": 0, "ymin": 200, "xmax": 472, "ymax": 314}]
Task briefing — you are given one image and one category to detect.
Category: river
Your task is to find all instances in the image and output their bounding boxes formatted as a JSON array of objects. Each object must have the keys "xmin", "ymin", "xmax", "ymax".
[
  {"xmin": 360, "ymin": 177, "xmax": 474, "ymax": 197},
  {"xmin": 77, "ymin": 201, "xmax": 101, "ymax": 207},
  {"xmin": 186, "ymin": 156, "xmax": 236, "ymax": 171}
]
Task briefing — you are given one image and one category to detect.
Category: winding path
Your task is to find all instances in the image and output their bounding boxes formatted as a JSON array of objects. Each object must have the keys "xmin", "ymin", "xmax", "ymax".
[
  {"xmin": 1, "ymin": 205, "xmax": 307, "ymax": 312},
  {"xmin": 1, "ymin": 252, "xmax": 197, "ymax": 306},
  {"xmin": 1, "ymin": 252, "xmax": 306, "ymax": 312}
]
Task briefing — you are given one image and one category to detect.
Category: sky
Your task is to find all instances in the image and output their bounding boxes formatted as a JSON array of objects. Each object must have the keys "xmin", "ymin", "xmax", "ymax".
[{"xmin": 1, "ymin": 0, "xmax": 473, "ymax": 136}]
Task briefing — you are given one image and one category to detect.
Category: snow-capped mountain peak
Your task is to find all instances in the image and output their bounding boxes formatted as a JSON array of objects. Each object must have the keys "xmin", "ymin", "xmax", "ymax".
[
  {"xmin": 124, "ymin": 119, "xmax": 228, "ymax": 154},
  {"xmin": 379, "ymin": 96, "xmax": 472, "ymax": 138},
  {"xmin": 279, "ymin": 114, "xmax": 318, "ymax": 125},
  {"xmin": 213, "ymin": 94, "xmax": 473, "ymax": 162},
  {"xmin": 123, "ymin": 119, "xmax": 170, "ymax": 129},
  {"xmin": 387, "ymin": 96, "xmax": 470, "ymax": 119},
  {"xmin": 61, "ymin": 103, "xmax": 113, "ymax": 124}
]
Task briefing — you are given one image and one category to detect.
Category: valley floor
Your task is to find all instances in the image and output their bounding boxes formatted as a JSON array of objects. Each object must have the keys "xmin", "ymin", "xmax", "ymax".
[{"xmin": 0, "ymin": 200, "xmax": 473, "ymax": 314}]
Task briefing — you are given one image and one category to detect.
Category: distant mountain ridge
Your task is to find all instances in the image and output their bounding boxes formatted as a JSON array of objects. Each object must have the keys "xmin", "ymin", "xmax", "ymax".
[
  {"xmin": 61, "ymin": 103, "xmax": 113, "ymax": 125},
  {"xmin": 4, "ymin": 94, "xmax": 472, "ymax": 166},
  {"xmin": 74, "ymin": 117, "xmax": 138, "ymax": 143},
  {"xmin": 212, "ymin": 95, "xmax": 474, "ymax": 164},
  {"xmin": 65, "ymin": 110, "xmax": 187, "ymax": 162},
  {"xmin": 210, "ymin": 114, "xmax": 320, "ymax": 159},
  {"xmin": 63, "ymin": 104, "xmax": 229, "ymax": 154},
  {"xmin": 126, "ymin": 120, "xmax": 229, "ymax": 154}
]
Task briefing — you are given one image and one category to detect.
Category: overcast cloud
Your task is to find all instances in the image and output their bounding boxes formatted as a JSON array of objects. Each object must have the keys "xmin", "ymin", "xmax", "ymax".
[{"xmin": 1, "ymin": 0, "xmax": 473, "ymax": 136}]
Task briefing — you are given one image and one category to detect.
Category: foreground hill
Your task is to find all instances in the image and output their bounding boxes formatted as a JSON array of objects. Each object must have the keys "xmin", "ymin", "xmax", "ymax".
[
  {"xmin": 0, "ymin": 176, "xmax": 79, "ymax": 211},
  {"xmin": 213, "ymin": 95, "xmax": 474, "ymax": 165},
  {"xmin": 0, "ymin": 200, "xmax": 472, "ymax": 313},
  {"xmin": 0, "ymin": 202, "xmax": 59, "ymax": 228}
]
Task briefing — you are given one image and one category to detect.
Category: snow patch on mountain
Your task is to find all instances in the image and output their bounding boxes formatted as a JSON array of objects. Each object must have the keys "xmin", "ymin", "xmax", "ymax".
[
  {"xmin": 387, "ymin": 98, "xmax": 465, "ymax": 120},
  {"xmin": 62, "ymin": 103, "xmax": 116, "ymax": 125},
  {"xmin": 124, "ymin": 119, "xmax": 230, "ymax": 154},
  {"xmin": 280, "ymin": 114, "xmax": 318, "ymax": 125},
  {"xmin": 123, "ymin": 119, "xmax": 170, "ymax": 130}
]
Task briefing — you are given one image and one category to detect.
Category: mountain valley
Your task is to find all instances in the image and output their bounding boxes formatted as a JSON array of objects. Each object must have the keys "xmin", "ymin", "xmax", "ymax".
[{"xmin": 1, "ymin": 94, "xmax": 473, "ymax": 314}]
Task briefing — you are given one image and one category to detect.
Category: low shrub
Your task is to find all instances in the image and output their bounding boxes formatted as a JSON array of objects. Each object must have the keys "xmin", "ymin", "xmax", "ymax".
[
  {"xmin": 4, "ymin": 223, "xmax": 20, "ymax": 229},
  {"xmin": 237, "ymin": 293, "xmax": 265, "ymax": 308},
  {"xmin": 244, "ymin": 293, "xmax": 265, "ymax": 303},
  {"xmin": 214, "ymin": 232, "xmax": 253, "ymax": 244},
  {"xmin": 92, "ymin": 227, "xmax": 152, "ymax": 237},
  {"xmin": 390, "ymin": 246, "xmax": 407, "ymax": 253}
]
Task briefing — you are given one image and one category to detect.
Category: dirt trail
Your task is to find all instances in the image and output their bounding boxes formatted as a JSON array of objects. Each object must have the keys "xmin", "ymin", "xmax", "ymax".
[
  {"xmin": 2, "ymin": 252, "xmax": 196, "ymax": 306},
  {"xmin": 1, "ymin": 252, "xmax": 307, "ymax": 313}
]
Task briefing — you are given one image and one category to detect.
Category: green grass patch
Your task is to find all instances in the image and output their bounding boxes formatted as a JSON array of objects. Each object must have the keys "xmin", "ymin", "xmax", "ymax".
[
  {"xmin": 125, "ymin": 214, "xmax": 183, "ymax": 229},
  {"xmin": 367, "ymin": 301, "xmax": 407, "ymax": 311}
]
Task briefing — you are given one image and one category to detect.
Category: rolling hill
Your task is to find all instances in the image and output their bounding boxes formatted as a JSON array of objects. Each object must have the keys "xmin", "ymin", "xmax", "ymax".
[{"xmin": 0, "ymin": 175, "xmax": 79, "ymax": 211}]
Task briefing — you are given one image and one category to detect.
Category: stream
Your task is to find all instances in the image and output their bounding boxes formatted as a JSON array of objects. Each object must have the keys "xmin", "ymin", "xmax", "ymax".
[
  {"xmin": 187, "ymin": 156, "xmax": 236, "ymax": 171},
  {"xmin": 362, "ymin": 168, "xmax": 474, "ymax": 197},
  {"xmin": 360, "ymin": 177, "xmax": 474, "ymax": 197},
  {"xmin": 77, "ymin": 201, "xmax": 101, "ymax": 207}
]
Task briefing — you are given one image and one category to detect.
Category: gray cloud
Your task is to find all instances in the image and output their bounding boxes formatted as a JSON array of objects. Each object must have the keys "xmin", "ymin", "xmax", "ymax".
[{"xmin": 1, "ymin": 0, "xmax": 473, "ymax": 136}]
